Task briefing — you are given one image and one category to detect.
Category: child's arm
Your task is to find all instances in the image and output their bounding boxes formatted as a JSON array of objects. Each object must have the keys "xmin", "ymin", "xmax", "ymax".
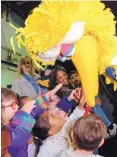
[
  {"xmin": 8, "ymin": 100, "xmax": 36, "ymax": 156},
  {"xmin": 8, "ymin": 111, "xmax": 35, "ymax": 156},
  {"xmin": 57, "ymin": 88, "xmax": 82, "ymax": 114},
  {"xmin": 31, "ymin": 84, "xmax": 63, "ymax": 118},
  {"xmin": 62, "ymin": 91, "xmax": 86, "ymax": 133}
]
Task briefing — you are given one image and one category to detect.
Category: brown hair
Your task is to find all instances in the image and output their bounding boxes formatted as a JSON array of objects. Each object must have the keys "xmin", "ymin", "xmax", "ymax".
[
  {"xmin": 73, "ymin": 114, "xmax": 106, "ymax": 151},
  {"xmin": 17, "ymin": 56, "xmax": 35, "ymax": 76},
  {"xmin": 1, "ymin": 88, "xmax": 17, "ymax": 108},
  {"xmin": 18, "ymin": 96, "xmax": 31, "ymax": 108},
  {"xmin": 32, "ymin": 110, "xmax": 50, "ymax": 155}
]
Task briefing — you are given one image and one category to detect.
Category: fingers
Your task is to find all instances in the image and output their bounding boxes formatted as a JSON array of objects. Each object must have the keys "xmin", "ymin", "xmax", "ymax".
[
  {"xmin": 45, "ymin": 83, "xmax": 63, "ymax": 99},
  {"xmin": 52, "ymin": 83, "xmax": 63, "ymax": 95},
  {"xmin": 73, "ymin": 88, "xmax": 82, "ymax": 102},
  {"xmin": 78, "ymin": 94, "xmax": 87, "ymax": 110}
]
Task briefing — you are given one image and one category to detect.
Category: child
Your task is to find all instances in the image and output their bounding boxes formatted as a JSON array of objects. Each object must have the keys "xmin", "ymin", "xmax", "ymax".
[
  {"xmin": 69, "ymin": 70, "xmax": 117, "ymax": 138},
  {"xmin": 58, "ymin": 114, "xmax": 107, "ymax": 157},
  {"xmin": 2, "ymin": 84, "xmax": 72, "ymax": 157},
  {"xmin": 32, "ymin": 91, "xmax": 86, "ymax": 157},
  {"xmin": 1, "ymin": 88, "xmax": 36, "ymax": 157}
]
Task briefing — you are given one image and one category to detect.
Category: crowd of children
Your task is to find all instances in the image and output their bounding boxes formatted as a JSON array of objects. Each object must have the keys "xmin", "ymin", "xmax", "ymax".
[{"xmin": 1, "ymin": 60, "xmax": 117, "ymax": 157}]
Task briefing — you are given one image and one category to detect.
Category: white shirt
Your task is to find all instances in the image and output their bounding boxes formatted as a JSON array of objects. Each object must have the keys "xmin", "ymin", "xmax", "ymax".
[
  {"xmin": 56, "ymin": 147, "xmax": 104, "ymax": 157},
  {"xmin": 37, "ymin": 107, "xmax": 85, "ymax": 157}
]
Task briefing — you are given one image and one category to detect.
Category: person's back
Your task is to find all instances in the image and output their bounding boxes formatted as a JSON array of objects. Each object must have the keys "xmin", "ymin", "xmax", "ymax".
[
  {"xmin": 58, "ymin": 114, "xmax": 106, "ymax": 157},
  {"xmin": 58, "ymin": 147, "xmax": 103, "ymax": 157}
]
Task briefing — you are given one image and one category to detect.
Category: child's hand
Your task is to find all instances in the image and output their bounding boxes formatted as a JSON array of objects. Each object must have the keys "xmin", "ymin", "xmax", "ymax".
[
  {"xmin": 21, "ymin": 100, "xmax": 36, "ymax": 114},
  {"xmin": 95, "ymin": 97, "xmax": 101, "ymax": 105},
  {"xmin": 68, "ymin": 88, "xmax": 82, "ymax": 102},
  {"xmin": 78, "ymin": 91, "xmax": 86, "ymax": 110},
  {"xmin": 45, "ymin": 83, "xmax": 62, "ymax": 99}
]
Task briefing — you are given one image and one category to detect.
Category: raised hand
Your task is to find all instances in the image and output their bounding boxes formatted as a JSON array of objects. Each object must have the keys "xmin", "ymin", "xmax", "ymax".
[
  {"xmin": 21, "ymin": 100, "xmax": 36, "ymax": 114},
  {"xmin": 45, "ymin": 83, "xmax": 63, "ymax": 99},
  {"xmin": 68, "ymin": 88, "xmax": 82, "ymax": 102},
  {"xmin": 78, "ymin": 90, "xmax": 86, "ymax": 110}
]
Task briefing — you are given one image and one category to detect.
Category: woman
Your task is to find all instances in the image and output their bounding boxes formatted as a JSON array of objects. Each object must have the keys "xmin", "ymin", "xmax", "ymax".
[{"xmin": 12, "ymin": 56, "xmax": 46, "ymax": 99}]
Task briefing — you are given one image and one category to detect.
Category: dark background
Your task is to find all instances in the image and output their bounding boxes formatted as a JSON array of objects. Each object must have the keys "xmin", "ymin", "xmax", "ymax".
[{"xmin": 1, "ymin": 1, "xmax": 117, "ymax": 157}]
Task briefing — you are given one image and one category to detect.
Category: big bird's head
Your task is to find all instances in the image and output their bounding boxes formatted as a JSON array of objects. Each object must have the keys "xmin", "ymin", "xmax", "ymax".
[{"xmin": 15, "ymin": 0, "xmax": 117, "ymax": 107}]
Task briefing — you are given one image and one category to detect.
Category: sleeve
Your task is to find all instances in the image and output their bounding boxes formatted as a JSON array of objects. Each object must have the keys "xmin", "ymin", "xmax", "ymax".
[
  {"xmin": 68, "ymin": 107, "xmax": 85, "ymax": 121},
  {"xmin": 8, "ymin": 111, "xmax": 35, "ymax": 156},
  {"xmin": 37, "ymin": 147, "xmax": 51, "ymax": 157},
  {"xmin": 37, "ymin": 142, "xmax": 59, "ymax": 157},
  {"xmin": 11, "ymin": 110, "xmax": 35, "ymax": 132},
  {"xmin": 57, "ymin": 97, "xmax": 76, "ymax": 114},
  {"xmin": 11, "ymin": 80, "xmax": 22, "ymax": 96},
  {"xmin": 31, "ymin": 95, "xmax": 48, "ymax": 118},
  {"xmin": 62, "ymin": 107, "xmax": 85, "ymax": 134}
]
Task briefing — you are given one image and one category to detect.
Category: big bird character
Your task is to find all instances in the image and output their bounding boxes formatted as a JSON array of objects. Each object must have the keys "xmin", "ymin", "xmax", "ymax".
[{"xmin": 13, "ymin": 0, "xmax": 117, "ymax": 107}]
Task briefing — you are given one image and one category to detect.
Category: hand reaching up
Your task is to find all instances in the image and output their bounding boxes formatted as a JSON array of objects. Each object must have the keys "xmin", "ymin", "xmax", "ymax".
[
  {"xmin": 68, "ymin": 88, "xmax": 82, "ymax": 102},
  {"xmin": 21, "ymin": 100, "xmax": 36, "ymax": 114},
  {"xmin": 78, "ymin": 90, "xmax": 86, "ymax": 110},
  {"xmin": 45, "ymin": 83, "xmax": 63, "ymax": 99}
]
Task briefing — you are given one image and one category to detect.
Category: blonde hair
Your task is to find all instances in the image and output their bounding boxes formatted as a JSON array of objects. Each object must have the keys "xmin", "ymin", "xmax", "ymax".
[{"xmin": 17, "ymin": 56, "xmax": 35, "ymax": 76}]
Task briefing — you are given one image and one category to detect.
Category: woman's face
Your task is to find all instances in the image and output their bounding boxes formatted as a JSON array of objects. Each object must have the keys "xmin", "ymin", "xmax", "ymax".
[
  {"xmin": 56, "ymin": 70, "xmax": 69, "ymax": 85},
  {"xmin": 21, "ymin": 58, "xmax": 32, "ymax": 74}
]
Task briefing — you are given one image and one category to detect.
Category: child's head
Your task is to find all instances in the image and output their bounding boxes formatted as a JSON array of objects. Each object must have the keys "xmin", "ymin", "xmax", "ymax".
[
  {"xmin": 1, "ymin": 88, "xmax": 18, "ymax": 124},
  {"xmin": 33, "ymin": 106, "xmax": 68, "ymax": 138},
  {"xmin": 72, "ymin": 114, "xmax": 106, "ymax": 152},
  {"xmin": 48, "ymin": 94, "xmax": 61, "ymax": 106},
  {"xmin": 18, "ymin": 96, "xmax": 32, "ymax": 108},
  {"xmin": 69, "ymin": 70, "xmax": 81, "ymax": 88},
  {"xmin": 52, "ymin": 66, "xmax": 69, "ymax": 86}
]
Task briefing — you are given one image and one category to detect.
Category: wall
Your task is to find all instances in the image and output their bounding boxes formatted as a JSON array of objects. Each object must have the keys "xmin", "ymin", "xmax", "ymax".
[{"xmin": 1, "ymin": 12, "xmax": 28, "ymax": 87}]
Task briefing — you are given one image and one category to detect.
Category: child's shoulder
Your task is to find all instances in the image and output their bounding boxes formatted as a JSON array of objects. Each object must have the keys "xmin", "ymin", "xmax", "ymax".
[{"xmin": 42, "ymin": 132, "xmax": 68, "ymax": 150}]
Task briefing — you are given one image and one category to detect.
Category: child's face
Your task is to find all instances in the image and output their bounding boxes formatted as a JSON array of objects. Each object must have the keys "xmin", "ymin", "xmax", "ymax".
[
  {"xmin": 69, "ymin": 72, "xmax": 81, "ymax": 88},
  {"xmin": 47, "ymin": 107, "xmax": 68, "ymax": 136},
  {"xmin": 56, "ymin": 70, "xmax": 69, "ymax": 85},
  {"xmin": 2, "ymin": 98, "xmax": 19, "ymax": 124}
]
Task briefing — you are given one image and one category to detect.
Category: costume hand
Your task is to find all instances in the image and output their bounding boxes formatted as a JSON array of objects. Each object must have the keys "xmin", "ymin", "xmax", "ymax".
[
  {"xmin": 45, "ymin": 83, "xmax": 62, "ymax": 99},
  {"xmin": 21, "ymin": 100, "xmax": 36, "ymax": 114}
]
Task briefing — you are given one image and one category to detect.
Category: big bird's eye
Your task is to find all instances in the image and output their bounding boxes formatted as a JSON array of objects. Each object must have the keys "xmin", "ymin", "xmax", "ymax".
[{"xmin": 60, "ymin": 22, "xmax": 85, "ymax": 44}]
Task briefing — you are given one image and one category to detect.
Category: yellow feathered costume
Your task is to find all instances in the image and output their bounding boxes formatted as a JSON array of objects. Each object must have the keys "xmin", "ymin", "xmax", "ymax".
[{"xmin": 14, "ymin": 0, "xmax": 117, "ymax": 107}]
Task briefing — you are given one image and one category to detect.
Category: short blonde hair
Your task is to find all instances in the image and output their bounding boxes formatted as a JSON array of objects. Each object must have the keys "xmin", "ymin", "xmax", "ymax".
[{"xmin": 17, "ymin": 56, "xmax": 35, "ymax": 76}]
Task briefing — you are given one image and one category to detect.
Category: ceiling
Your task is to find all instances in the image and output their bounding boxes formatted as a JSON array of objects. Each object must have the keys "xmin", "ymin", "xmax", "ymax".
[{"xmin": 1, "ymin": 1, "xmax": 117, "ymax": 20}]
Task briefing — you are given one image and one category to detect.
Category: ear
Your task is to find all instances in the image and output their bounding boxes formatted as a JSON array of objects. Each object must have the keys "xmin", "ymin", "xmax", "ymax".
[
  {"xmin": 71, "ymin": 130, "xmax": 74, "ymax": 141},
  {"xmin": 98, "ymin": 138, "xmax": 104, "ymax": 148}
]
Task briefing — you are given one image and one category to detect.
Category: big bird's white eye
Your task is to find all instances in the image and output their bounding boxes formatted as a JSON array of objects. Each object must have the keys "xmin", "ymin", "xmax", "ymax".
[
  {"xmin": 111, "ymin": 53, "xmax": 117, "ymax": 65},
  {"xmin": 38, "ymin": 45, "xmax": 61, "ymax": 62},
  {"xmin": 60, "ymin": 22, "xmax": 85, "ymax": 44}
]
